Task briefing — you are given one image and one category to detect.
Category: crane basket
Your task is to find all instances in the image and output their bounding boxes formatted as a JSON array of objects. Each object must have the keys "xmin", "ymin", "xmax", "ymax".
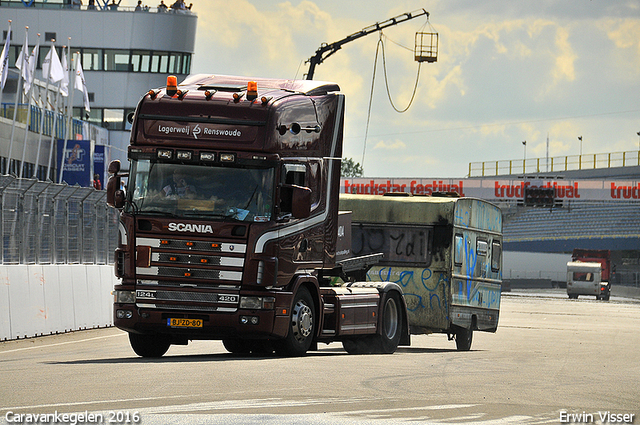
[{"xmin": 414, "ymin": 32, "xmax": 438, "ymax": 63}]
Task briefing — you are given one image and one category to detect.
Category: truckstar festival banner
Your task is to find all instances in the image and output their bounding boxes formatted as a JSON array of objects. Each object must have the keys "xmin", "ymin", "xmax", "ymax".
[{"xmin": 341, "ymin": 178, "xmax": 640, "ymax": 202}]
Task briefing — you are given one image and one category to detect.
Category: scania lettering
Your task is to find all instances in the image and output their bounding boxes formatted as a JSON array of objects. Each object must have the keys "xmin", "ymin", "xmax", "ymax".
[
  {"xmin": 106, "ymin": 74, "xmax": 410, "ymax": 357},
  {"xmin": 167, "ymin": 223, "xmax": 214, "ymax": 233}
]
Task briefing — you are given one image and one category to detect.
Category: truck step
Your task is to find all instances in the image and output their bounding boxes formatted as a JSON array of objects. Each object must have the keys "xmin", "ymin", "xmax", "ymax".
[{"xmin": 323, "ymin": 303, "xmax": 335, "ymax": 314}]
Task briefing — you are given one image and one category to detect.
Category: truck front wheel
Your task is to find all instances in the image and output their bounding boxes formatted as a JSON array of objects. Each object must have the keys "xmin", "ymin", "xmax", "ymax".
[
  {"xmin": 128, "ymin": 332, "xmax": 171, "ymax": 358},
  {"xmin": 275, "ymin": 286, "xmax": 315, "ymax": 357}
]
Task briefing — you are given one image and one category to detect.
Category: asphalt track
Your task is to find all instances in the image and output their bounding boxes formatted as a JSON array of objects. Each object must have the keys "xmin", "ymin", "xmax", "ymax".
[{"xmin": 1, "ymin": 289, "xmax": 638, "ymax": 425}]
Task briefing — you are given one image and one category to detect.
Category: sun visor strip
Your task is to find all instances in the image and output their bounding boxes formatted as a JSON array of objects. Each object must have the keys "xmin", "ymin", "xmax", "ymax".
[{"xmin": 138, "ymin": 114, "xmax": 266, "ymax": 127}]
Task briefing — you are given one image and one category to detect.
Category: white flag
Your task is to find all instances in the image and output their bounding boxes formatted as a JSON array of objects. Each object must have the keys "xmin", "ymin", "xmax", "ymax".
[
  {"xmin": 15, "ymin": 29, "xmax": 29, "ymax": 87},
  {"xmin": 42, "ymin": 45, "xmax": 64, "ymax": 83},
  {"xmin": 24, "ymin": 38, "xmax": 39, "ymax": 93},
  {"xmin": 75, "ymin": 57, "xmax": 90, "ymax": 112},
  {"xmin": 0, "ymin": 23, "xmax": 11, "ymax": 90},
  {"xmin": 60, "ymin": 51, "xmax": 69, "ymax": 97}
]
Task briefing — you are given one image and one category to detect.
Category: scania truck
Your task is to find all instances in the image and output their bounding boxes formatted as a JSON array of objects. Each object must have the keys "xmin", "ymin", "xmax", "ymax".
[{"xmin": 106, "ymin": 74, "xmax": 409, "ymax": 357}]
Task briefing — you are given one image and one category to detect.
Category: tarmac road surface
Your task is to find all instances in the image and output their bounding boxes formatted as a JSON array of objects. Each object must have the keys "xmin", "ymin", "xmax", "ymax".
[{"xmin": 0, "ymin": 289, "xmax": 639, "ymax": 424}]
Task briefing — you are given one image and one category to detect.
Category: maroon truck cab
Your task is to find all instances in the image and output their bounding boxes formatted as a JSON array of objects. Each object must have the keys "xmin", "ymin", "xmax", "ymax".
[{"xmin": 107, "ymin": 74, "xmax": 408, "ymax": 357}]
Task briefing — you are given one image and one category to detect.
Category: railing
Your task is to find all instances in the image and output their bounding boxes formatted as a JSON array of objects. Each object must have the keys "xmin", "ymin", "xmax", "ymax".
[
  {"xmin": 469, "ymin": 151, "xmax": 640, "ymax": 177},
  {"xmin": 0, "ymin": 175, "xmax": 118, "ymax": 265},
  {"xmin": 0, "ymin": 1, "xmax": 196, "ymax": 14},
  {"xmin": 0, "ymin": 103, "xmax": 83, "ymax": 140}
]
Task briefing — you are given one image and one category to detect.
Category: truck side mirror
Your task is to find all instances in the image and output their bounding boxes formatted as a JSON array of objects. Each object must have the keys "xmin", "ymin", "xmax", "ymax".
[
  {"xmin": 106, "ymin": 160, "xmax": 125, "ymax": 209},
  {"xmin": 108, "ymin": 160, "xmax": 121, "ymax": 174},
  {"xmin": 280, "ymin": 184, "xmax": 311, "ymax": 219},
  {"xmin": 106, "ymin": 175, "xmax": 125, "ymax": 209}
]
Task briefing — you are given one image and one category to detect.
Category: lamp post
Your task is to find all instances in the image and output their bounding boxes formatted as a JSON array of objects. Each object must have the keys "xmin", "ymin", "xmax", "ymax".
[
  {"xmin": 578, "ymin": 136, "xmax": 582, "ymax": 155},
  {"xmin": 578, "ymin": 136, "xmax": 583, "ymax": 169},
  {"xmin": 522, "ymin": 140, "xmax": 527, "ymax": 174},
  {"xmin": 637, "ymin": 131, "xmax": 640, "ymax": 151}
]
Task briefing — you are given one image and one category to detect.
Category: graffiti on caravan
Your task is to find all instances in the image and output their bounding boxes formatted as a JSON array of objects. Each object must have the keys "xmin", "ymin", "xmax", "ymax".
[{"xmin": 343, "ymin": 179, "xmax": 466, "ymax": 196}]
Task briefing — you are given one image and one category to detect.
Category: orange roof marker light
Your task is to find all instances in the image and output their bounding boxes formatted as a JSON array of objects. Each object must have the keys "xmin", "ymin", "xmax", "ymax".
[
  {"xmin": 166, "ymin": 75, "xmax": 178, "ymax": 97},
  {"xmin": 247, "ymin": 81, "xmax": 258, "ymax": 101}
]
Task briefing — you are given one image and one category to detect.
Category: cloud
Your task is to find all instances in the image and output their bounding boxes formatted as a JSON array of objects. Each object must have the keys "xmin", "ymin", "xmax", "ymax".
[
  {"xmin": 188, "ymin": 1, "xmax": 640, "ymax": 178},
  {"xmin": 373, "ymin": 139, "xmax": 407, "ymax": 150},
  {"xmin": 550, "ymin": 26, "xmax": 577, "ymax": 84}
]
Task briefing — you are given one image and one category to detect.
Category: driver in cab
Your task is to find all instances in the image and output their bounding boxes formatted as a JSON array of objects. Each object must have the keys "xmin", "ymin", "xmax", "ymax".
[{"xmin": 163, "ymin": 169, "xmax": 196, "ymax": 198}]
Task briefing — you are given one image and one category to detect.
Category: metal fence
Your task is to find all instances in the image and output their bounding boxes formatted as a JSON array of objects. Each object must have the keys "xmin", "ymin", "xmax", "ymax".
[
  {"xmin": 469, "ymin": 150, "xmax": 640, "ymax": 177},
  {"xmin": 0, "ymin": 175, "xmax": 119, "ymax": 265}
]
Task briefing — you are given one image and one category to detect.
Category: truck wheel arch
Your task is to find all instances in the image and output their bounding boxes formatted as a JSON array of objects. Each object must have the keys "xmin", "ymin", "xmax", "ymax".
[
  {"xmin": 288, "ymin": 275, "xmax": 322, "ymax": 339},
  {"xmin": 347, "ymin": 281, "xmax": 411, "ymax": 346}
]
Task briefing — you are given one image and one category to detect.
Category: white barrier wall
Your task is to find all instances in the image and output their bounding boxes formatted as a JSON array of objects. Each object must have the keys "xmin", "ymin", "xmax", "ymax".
[
  {"xmin": 503, "ymin": 251, "xmax": 572, "ymax": 282},
  {"xmin": 0, "ymin": 265, "xmax": 117, "ymax": 341}
]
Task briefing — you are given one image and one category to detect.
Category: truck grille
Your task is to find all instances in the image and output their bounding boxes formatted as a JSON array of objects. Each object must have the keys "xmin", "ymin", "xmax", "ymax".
[
  {"xmin": 135, "ymin": 236, "xmax": 245, "ymax": 285},
  {"xmin": 135, "ymin": 288, "xmax": 239, "ymax": 313}
]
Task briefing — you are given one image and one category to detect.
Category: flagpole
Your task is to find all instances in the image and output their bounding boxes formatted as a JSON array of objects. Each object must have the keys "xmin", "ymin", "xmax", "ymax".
[
  {"xmin": 8, "ymin": 26, "xmax": 27, "ymax": 176},
  {"xmin": 0, "ymin": 20, "xmax": 11, "ymax": 127},
  {"xmin": 60, "ymin": 40, "xmax": 72, "ymax": 183},
  {"xmin": 46, "ymin": 44, "xmax": 65, "ymax": 182},
  {"xmin": 34, "ymin": 38, "xmax": 55, "ymax": 179},
  {"xmin": 20, "ymin": 32, "xmax": 40, "ymax": 178},
  {"xmin": 46, "ymin": 81, "xmax": 62, "ymax": 181}
]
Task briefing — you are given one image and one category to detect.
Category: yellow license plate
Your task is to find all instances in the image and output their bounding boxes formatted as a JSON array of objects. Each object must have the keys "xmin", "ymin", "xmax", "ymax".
[{"xmin": 167, "ymin": 318, "xmax": 203, "ymax": 328}]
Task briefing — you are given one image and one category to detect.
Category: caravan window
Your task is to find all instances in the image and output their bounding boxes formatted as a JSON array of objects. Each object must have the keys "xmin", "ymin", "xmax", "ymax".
[
  {"xmin": 454, "ymin": 234, "xmax": 464, "ymax": 266},
  {"xmin": 477, "ymin": 239, "xmax": 488, "ymax": 256},
  {"xmin": 491, "ymin": 240, "xmax": 502, "ymax": 272}
]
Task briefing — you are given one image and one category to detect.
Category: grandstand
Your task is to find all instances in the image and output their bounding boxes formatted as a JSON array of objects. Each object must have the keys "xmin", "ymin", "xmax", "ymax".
[
  {"xmin": 503, "ymin": 201, "xmax": 640, "ymax": 252},
  {"xmin": 473, "ymin": 152, "xmax": 640, "ymax": 287}
]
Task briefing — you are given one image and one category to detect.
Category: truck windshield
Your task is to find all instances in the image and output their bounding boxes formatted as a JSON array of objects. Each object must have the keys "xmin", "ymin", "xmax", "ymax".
[{"xmin": 128, "ymin": 159, "xmax": 274, "ymax": 222}]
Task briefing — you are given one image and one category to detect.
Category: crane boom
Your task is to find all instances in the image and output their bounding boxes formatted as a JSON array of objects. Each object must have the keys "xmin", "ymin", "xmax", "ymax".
[{"xmin": 305, "ymin": 9, "xmax": 429, "ymax": 80}]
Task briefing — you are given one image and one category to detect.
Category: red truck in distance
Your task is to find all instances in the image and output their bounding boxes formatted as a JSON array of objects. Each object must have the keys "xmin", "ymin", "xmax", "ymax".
[{"xmin": 567, "ymin": 249, "xmax": 612, "ymax": 300}]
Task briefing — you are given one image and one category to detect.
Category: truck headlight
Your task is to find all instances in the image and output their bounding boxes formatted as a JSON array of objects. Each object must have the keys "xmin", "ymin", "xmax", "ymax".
[
  {"xmin": 113, "ymin": 290, "xmax": 136, "ymax": 304},
  {"xmin": 239, "ymin": 296, "xmax": 275, "ymax": 310}
]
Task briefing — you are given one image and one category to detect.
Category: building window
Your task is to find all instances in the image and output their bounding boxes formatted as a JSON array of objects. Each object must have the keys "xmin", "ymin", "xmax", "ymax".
[
  {"xmin": 104, "ymin": 49, "xmax": 131, "ymax": 72},
  {"xmin": 131, "ymin": 50, "xmax": 151, "ymax": 72},
  {"xmin": 104, "ymin": 108, "xmax": 125, "ymax": 130},
  {"xmin": 7, "ymin": 45, "xmax": 190, "ymax": 74},
  {"xmin": 83, "ymin": 48, "xmax": 103, "ymax": 71}
]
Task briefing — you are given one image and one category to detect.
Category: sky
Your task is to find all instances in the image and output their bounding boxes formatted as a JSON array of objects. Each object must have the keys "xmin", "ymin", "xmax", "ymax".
[{"xmin": 154, "ymin": 1, "xmax": 640, "ymax": 178}]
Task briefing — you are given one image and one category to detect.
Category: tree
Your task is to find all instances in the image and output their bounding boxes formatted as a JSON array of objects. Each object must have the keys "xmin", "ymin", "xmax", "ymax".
[{"xmin": 341, "ymin": 158, "xmax": 364, "ymax": 177}]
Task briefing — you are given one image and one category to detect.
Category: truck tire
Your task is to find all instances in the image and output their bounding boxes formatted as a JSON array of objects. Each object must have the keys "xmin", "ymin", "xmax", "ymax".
[
  {"xmin": 342, "ymin": 292, "xmax": 402, "ymax": 355},
  {"xmin": 374, "ymin": 292, "xmax": 402, "ymax": 354},
  {"xmin": 454, "ymin": 326, "xmax": 473, "ymax": 351},
  {"xmin": 275, "ymin": 286, "xmax": 315, "ymax": 357},
  {"xmin": 128, "ymin": 332, "xmax": 171, "ymax": 358}
]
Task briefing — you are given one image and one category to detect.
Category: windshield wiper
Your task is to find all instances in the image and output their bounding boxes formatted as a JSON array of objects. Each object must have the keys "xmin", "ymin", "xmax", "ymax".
[
  {"xmin": 182, "ymin": 211, "xmax": 235, "ymax": 219},
  {"xmin": 137, "ymin": 209, "xmax": 179, "ymax": 218}
]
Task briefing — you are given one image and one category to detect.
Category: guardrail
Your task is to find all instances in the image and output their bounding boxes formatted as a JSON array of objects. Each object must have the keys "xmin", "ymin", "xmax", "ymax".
[{"xmin": 469, "ymin": 150, "xmax": 640, "ymax": 177}]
